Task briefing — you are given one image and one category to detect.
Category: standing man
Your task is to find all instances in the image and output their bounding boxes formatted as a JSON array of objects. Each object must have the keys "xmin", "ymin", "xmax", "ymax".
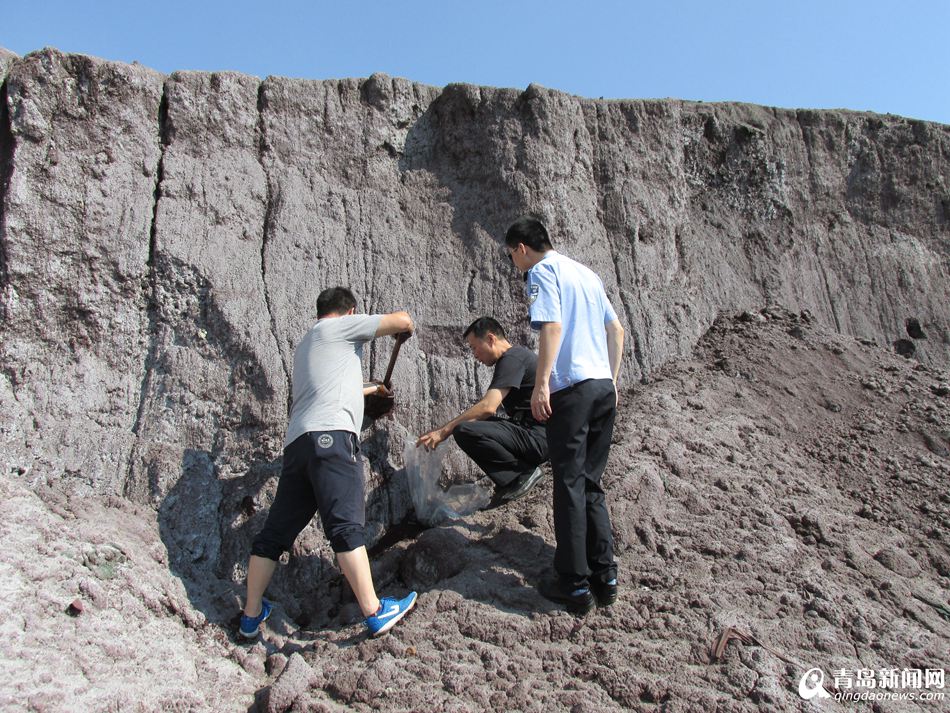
[
  {"xmin": 240, "ymin": 287, "xmax": 417, "ymax": 638},
  {"xmin": 415, "ymin": 317, "xmax": 548, "ymax": 503},
  {"xmin": 504, "ymin": 216, "xmax": 625, "ymax": 614}
]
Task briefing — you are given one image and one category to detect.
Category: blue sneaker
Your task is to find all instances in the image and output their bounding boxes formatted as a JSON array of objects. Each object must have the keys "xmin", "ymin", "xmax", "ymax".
[
  {"xmin": 365, "ymin": 592, "xmax": 417, "ymax": 637},
  {"xmin": 239, "ymin": 598, "xmax": 273, "ymax": 638}
]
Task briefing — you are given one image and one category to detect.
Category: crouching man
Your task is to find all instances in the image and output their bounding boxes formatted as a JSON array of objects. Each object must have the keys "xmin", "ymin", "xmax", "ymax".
[
  {"xmin": 240, "ymin": 286, "xmax": 417, "ymax": 638},
  {"xmin": 416, "ymin": 317, "xmax": 548, "ymax": 504}
]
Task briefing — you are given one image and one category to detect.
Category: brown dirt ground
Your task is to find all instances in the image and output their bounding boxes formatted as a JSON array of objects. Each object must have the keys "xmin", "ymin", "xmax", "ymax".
[
  {"xmin": 254, "ymin": 308, "xmax": 949, "ymax": 712},
  {"xmin": 4, "ymin": 309, "xmax": 947, "ymax": 712}
]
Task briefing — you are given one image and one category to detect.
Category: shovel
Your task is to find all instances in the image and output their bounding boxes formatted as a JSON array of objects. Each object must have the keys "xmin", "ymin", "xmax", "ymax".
[{"xmin": 364, "ymin": 331, "xmax": 411, "ymax": 420}]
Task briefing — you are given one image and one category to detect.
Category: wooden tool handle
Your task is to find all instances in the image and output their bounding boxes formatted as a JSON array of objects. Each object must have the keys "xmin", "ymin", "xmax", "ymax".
[{"xmin": 381, "ymin": 332, "xmax": 410, "ymax": 388}]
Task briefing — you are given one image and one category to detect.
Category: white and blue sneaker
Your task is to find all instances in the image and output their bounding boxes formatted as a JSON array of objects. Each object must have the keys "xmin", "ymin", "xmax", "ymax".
[
  {"xmin": 239, "ymin": 598, "xmax": 273, "ymax": 638},
  {"xmin": 365, "ymin": 592, "xmax": 417, "ymax": 637}
]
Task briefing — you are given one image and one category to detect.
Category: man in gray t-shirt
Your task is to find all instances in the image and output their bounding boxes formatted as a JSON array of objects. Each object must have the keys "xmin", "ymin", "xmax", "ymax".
[
  {"xmin": 240, "ymin": 286, "xmax": 418, "ymax": 639},
  {"xmin": 284, "ymin": 311, "xmax": 382, "ymax": 445}
]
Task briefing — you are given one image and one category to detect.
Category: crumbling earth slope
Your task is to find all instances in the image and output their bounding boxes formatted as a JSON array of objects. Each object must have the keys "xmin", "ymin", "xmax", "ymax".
[
  {"xmin": 4, "ymin": 311, "xmax": 947, "ymax": 712},
  {"xmin": 260, "ymin": 309, "xmax": 948, "ymax": 713}
]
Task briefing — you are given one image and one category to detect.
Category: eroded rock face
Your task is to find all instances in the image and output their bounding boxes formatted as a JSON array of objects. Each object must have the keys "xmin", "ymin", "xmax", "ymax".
[
  {"xmin": 1, "ymin": 50, "xmax": 163, "ymax": 496},
  {"xmin": 1, "ymin": 50, "xmax": 946, "ymax": 495},
  {"xmin": 0, "ymin": 47, "xmax": 948, "ymax": 710}
]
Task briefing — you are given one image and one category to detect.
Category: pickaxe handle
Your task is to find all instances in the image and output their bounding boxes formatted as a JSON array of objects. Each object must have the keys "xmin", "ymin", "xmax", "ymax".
[{"xmin": 381, "ymin": 331, "xmax": 410, "ymax": 389}]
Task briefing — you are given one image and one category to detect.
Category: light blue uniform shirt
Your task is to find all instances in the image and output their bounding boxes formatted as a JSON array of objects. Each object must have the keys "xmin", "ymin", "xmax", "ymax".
[{"xmin": 527, "ymin": 251, "xmax": 618, "ymax": 393}]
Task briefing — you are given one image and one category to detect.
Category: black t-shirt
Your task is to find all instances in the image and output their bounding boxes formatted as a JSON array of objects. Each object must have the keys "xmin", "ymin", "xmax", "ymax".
[{"xmin": 488, "ymin": 345, "xmax": 539, "ymax": 424}]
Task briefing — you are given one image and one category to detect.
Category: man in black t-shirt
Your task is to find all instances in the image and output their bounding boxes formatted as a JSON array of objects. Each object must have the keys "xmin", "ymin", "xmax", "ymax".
[{"xmin": 416, "ymin": 317, "xmax": 548, "ymax": 503}]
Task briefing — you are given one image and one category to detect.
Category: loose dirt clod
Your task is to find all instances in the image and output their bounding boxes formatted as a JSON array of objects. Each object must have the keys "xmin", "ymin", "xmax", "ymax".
[{"xmin": 66, "ymin": 599, "xmax": 84, "ymax": 617}]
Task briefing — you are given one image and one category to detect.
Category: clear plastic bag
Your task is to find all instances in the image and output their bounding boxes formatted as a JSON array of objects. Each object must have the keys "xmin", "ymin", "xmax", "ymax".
[{"xmin": 403, "ymin": 442, "xmax": 491, "ymax": 525}]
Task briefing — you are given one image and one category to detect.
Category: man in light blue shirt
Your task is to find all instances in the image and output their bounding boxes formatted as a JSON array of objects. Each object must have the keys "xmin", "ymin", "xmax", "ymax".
[{"xmin": 505, "ymin": 216, "xmax": 625, "ymax": 614}]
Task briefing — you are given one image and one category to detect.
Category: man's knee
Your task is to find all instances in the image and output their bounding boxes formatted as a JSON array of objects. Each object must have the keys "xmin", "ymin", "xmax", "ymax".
[
  {"xmin": 452, "ymin": 423, "xmax": 479, "ymax": 454},
  {"xmin": 327, "ymin": 524, "xmax": 365, "ymax": 553},
  {"xmin": 250, "ymin": 529, "xmax": 287, "ymax": 561},
  {"xmin": 452, "ymin": 422, "xmax": 485, "ymax": 453},
  {"xmin": 452, "ymin": 421, "xmax": 478, "ymax": 441}
]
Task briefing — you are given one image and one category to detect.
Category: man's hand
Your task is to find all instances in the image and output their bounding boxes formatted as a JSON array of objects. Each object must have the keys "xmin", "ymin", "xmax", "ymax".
[
  {"xmin": 416, "ymin": 427, "xmax": 448, "ymax": 451},
  {"xmin": 363, "ymin": 381, "xmax": 393, "ymax": 397},
  {"xmin": 531, "ymin": 382, "xmax": 552, "ymax": 422}
]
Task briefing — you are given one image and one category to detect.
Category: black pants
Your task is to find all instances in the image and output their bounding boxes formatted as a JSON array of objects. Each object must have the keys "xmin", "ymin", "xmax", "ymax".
[
  {"xmin": 453, "ymin": 417, "xmax": 548, "ymax": 487},
  {"xmin": 547, "ymin": 378, "xmax": 617, "ymax": 589},
  {"xmin": 251, "ymin": 431, "xmax": 366, "ymax": 558}
]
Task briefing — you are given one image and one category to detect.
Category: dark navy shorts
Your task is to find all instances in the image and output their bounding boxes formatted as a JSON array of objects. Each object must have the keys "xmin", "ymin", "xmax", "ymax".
[{"xmin": 251, "ymin": 430, "xmax": 366, "ymax": 557}]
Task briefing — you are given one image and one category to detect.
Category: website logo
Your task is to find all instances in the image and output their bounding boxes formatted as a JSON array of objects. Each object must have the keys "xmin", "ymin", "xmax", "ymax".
[
  {"xmin": 797, "ymin": 666, "xmax": 945, "ymax": 704},
  {"xmin": 799, "ymin": 668, "xmax": 832, "ymax": 700}
]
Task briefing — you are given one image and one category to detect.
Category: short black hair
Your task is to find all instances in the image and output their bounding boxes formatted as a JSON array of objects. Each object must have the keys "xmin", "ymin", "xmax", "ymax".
[
  {"xmin": 504, "ymin": 215, "xmax": 553, "ymax": 251},
  {"xmin": 463, "ymin": 316, "xmax": 507, "ymax": 340},
  {"xmin": 317, "ymin": 286, "xmax": 357, "ymax": 317}
]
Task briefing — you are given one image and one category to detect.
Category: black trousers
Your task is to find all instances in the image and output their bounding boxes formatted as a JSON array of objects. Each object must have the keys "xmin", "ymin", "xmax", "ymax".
[
  {"xmin": 547, "ymin": 378, "xmax": 617, "ymax": 589},
  {"xmin": 453, "ymin": 416, "xmax": 548, "ymax": 487},
  {"xmin": 251, "ymin": 431, "xmax": 366, "ymax": 558}
]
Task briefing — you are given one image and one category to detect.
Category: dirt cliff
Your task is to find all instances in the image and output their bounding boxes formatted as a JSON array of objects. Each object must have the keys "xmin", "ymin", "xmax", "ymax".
[{"xmin": 0, "ymin": 48, "xmax": 947, "ymax": 711}]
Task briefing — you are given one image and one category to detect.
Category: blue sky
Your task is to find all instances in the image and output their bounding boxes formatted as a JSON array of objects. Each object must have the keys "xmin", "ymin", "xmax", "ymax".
[{"xmin": 4, "ymin": 1, "xmax": 948, "ymax": 124}]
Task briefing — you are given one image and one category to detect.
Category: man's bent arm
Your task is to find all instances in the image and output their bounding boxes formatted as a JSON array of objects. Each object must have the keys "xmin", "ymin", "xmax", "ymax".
[
  {"xmin": 375, "ymin": 311, "xmax": 414, "ymax": 337},
  {"xmin": 416, "ymin": 388, "xmax": 507, "ymax": 449},
  {"xmin": 441, "ymin": 388, "xmax": 506, "ymax": 435},
  {"xmin": 606, "ymin": 318, "xmax": 624, "ymax": 384}
]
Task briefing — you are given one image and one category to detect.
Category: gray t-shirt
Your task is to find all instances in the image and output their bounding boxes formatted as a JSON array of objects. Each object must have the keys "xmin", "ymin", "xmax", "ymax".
[{"xmin": 284, "ymin": 314, "xmax": 383, "ymax": 447}]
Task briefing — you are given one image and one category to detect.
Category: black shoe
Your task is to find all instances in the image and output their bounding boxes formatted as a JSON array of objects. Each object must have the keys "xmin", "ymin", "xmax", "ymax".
[
  {"xmin": 538, "ymin": 577, "xmax": 595, "ymax": 615},
  {"xmin": 498, "ymin": 466, "xmax": 544, "ymax": 503},
  {"xmin": 591, "ymin": 578, "xmax": 618, "ymax": 607}
]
